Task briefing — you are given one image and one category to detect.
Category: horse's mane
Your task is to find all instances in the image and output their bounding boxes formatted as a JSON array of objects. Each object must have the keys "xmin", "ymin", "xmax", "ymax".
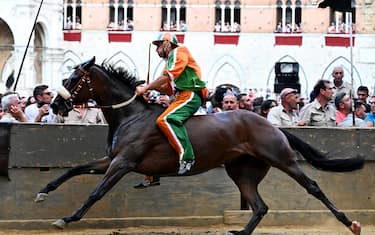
[
  {"xmin": 100, "ymin": 62, "xmax": 139, "ymax": 90},
  {"xmin": 99, "ymin": 62, "xmax": 163, "ymax": 108}
]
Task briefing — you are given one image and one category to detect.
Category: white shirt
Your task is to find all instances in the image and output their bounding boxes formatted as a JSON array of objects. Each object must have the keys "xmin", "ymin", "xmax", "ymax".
[
  {"xmin": 24, "ymin": 103, "xmax": 56, "ymax": 123},
  {"xmin": 267, "ymin": 105, "xmax": 299, "ymax": 126},
  {"xmin": 0, "ymin": 113, "xmax": 18, "ymax": 123}
]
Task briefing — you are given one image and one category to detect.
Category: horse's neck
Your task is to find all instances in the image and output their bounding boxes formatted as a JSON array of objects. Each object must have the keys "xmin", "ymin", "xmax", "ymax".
[{"xmin": 102, "ymin": 99, "xmax": 163, "ymax": 131}]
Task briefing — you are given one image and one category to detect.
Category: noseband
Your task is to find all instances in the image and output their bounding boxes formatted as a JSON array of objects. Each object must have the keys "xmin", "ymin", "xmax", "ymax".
[{"xmin": 58, "ymin": 66, "xmax": 137, "ymax": 109}]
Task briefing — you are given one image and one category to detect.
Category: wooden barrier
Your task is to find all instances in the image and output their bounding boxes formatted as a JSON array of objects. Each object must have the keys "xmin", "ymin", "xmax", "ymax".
[{"xmin": 0, "ymin": 123, "xmax": 374, "ymax": 229}]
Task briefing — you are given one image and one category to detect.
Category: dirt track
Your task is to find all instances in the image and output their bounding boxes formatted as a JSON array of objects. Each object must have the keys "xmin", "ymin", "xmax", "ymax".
[{"xmin": 1, "ymin": 225, "xmax": 375, "ymax": 235}]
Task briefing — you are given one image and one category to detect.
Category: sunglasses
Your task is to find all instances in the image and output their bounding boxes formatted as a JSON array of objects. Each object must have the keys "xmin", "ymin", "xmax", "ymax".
[
  {"xmin": 42, "ymin": 92, "xmax": 52, "ymax": 96},
  {"xmin": 334, "ymin": 72, "xmax": 343, "ymax": 75}
]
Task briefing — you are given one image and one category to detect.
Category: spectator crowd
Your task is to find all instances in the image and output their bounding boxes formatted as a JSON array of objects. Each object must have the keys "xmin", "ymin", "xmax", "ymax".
[
  {"xmin": 1, "ymin": 66, "xmax": 373, "ymax": 129},
  {"xmin": 0, "ymin": 84, "xmax": 106, "ymax": 125}
]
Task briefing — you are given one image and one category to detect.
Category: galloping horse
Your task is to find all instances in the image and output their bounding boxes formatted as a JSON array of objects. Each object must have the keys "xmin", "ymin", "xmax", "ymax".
[{"xmin": 35, "ymin": 57, "xmax": 364, "ymax": 235}]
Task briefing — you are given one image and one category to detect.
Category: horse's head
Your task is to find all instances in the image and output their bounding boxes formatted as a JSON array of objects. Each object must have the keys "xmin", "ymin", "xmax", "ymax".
[
  {"xmin": 52, "ymin": 56, "xmax": 147, "ymax": 116},
  {"xmin": 51, "ymin": 57, "xmax": 96, "ymax": 116}
]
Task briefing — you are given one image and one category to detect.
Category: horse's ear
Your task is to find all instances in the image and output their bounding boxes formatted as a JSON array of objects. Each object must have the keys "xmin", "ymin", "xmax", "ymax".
[
  {"xmin": 135, "ymin": 80, "xmax": 146, "ymax": 87},
  {"xmin": 90, "ymin": 56, "xmax": 96, "ymax": 64},
  {"xmin": 73, "ymin": 57, "xmax": 96, "ymax": 70}
]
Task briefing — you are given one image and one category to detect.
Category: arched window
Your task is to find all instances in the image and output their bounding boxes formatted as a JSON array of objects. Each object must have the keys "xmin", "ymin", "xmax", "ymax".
[
  {"xmin": 63, "ymin": 0, "xmax": 82, "ymax": 30},
  {"xmin": 274, "ymin": 0, "xmax": 302, "ymax": 33},
  {"xmin": 214, "ymin": 0, "xmax": 241, "ymax": 32},
  {"xmin": 161, "ymin": 0, "xmax": 186, "ymax": 31},
  {"xmin": 108, "ymin": 0, "xmax": 134, "ymax": 30}
]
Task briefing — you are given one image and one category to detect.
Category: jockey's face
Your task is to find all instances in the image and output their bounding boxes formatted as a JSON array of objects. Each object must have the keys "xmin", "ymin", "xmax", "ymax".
[{"xmin": 156, "ymin": 41, "xmax": 171, "ymax": 59}]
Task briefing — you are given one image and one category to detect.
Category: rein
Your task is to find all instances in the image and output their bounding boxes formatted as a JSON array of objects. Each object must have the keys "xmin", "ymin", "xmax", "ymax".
[{"xmin": 58, "ymin": 66, "xmax": 137, "ymax": 110}]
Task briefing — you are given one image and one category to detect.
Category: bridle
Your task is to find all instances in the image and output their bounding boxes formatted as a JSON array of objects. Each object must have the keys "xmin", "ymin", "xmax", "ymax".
[{"xmin": 58, "ymin": 66, "xmax": 137, "ymax": 109}]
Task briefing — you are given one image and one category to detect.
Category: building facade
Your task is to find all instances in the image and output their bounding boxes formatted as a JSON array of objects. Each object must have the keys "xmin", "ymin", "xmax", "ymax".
[{"xmin": 0, "ymin": 0, "xmax": 374, "ymax": 98}]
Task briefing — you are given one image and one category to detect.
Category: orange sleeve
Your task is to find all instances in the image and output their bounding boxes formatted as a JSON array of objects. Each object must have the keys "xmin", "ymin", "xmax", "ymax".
[{"xmin": 167, "ymin": 47, "xmax": 189, "ymax": 80}]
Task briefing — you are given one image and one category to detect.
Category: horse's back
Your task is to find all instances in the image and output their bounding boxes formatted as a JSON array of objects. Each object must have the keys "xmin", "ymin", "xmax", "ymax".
[
  {"xmin": 186, "ymin": 110, "xmax": 284, "ymax": 158},
  {"xmin": 186, "ymin": 110, "xmax": 273, "ymax": 139}
]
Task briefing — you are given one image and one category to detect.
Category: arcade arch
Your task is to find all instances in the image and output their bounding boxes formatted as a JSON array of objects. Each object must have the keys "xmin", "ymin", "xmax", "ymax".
[
  {"xmin": 207, "ymin": 55, "xmax": 244, "ymax": 90},
  {"xmin": 107, "ymin": 51, "xmax": 138, "ymax": 77},
  {"xmin": 0, "ymin": 18, "xmax": 14, "ymax": 89}
]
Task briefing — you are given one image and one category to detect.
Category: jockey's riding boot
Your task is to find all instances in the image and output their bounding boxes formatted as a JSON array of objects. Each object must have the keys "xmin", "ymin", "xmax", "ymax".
[
  {"xmin": 178, "ymin": 159, "xmax": 195, "ymax": 175},
  {"xmin": 133, "ymin": 176, "xmax": 161, "ymax": 189}
]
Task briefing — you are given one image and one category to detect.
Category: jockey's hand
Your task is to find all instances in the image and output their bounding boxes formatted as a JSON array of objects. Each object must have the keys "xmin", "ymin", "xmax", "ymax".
[{"xmin": 136, "ymin": 86, "xmax": 148, "ymax": 96}]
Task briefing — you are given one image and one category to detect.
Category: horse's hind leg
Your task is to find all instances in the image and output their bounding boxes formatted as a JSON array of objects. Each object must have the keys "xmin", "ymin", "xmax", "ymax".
[
  {"xmin": 225, "ymin": 155, "xmax": 270, "ymax": 235},
  {"xmin": 53, "ymin": 156, "xmax": 132, "ymax": 229},
  {"xmin": 35, "ymin": 156, "xmax": 111, "ymax": 202},
  {"xmin": 275, "ymin": 151, "xmax": 360, "ymax": 235}
]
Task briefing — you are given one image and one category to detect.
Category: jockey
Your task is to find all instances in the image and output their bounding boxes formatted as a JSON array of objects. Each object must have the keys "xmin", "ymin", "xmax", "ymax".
[{"xmin": 136, "ymin": 32, "xmax": 207, "ymax": 174}]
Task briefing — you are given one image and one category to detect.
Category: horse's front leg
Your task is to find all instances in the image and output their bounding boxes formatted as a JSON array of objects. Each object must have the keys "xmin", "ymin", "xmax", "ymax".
[
  {"xmin": 52, "ymin": 156, "xmax": 134, "ymax": 229},
  {"xmin": 35, "ymin": 156, "xmax": 111, "ymax": 203}
]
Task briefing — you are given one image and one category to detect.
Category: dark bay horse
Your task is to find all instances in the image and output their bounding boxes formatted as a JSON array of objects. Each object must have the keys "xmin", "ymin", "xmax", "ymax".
[{"xmin": 35, "ymin": 57, "xmax": 364, "ymax": 235}]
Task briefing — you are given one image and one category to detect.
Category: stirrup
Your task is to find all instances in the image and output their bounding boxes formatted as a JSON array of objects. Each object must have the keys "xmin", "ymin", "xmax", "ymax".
[{"xmin": 178, "ymin": 160, "xmax": 195, "ymax": 175}]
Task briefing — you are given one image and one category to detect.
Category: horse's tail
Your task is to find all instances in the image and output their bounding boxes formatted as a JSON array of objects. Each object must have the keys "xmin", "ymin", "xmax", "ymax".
[{"xmin": 280, "ymin": 129, "xmax": 365, "ymax": 172}]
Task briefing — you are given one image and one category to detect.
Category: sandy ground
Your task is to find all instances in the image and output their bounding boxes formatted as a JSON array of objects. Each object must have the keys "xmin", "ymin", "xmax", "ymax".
[{"xmin": 1, "ymin": 225, "xmax": 375, "ymax": 235}]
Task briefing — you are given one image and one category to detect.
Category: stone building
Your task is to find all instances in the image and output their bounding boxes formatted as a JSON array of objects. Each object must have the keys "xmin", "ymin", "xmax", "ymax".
[{"xmin": 0, "ymin": 0, "xmax": 374, "ymax": 98}]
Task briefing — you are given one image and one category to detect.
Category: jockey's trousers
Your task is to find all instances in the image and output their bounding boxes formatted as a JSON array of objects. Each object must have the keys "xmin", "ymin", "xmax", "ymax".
[{"xmin": 156, "ymin": 90, "xmax": 201, "ymax": 162}]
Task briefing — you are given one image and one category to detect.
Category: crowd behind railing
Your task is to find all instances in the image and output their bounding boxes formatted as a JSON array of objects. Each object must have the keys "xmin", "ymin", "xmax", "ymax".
[
  {"xmin": 1, "ymin": 66, "xmax": 373, "ymax": 127},
  {"xmin": 63, "ymin": 17, "xmax": 356, "ymax": 35},
  {"xmin": 327, "ymin": 22, "xmax": 356, "ymax": 34},
  {"xmin": 274, "ymin": 22, "xmax": 302, "ymax": 33},
  {"xmin": 273, "ymin": 21, "xmax": 356, "ymax": 34},
  {"xmin": 107, "ymin": 19, "xmax": 134, "ymax": 31},
  {"xmin": 0, "ymin": 84, "xmax": 106, "ymax": 124},
  {"xmin": 64, "ymin": 16, "xmax": 82, "ymax": 30},
  {"xmin": 160, "ymin": 21, "xmax": 188, "ymax": 32},
  {"xmin": 214, "ymin": 21, "xmax": 241, "ymax": 33}
]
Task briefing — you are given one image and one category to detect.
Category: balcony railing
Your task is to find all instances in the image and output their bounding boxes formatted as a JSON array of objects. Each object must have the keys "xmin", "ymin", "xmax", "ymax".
[
  {"xmin": 63, "ymin": 30, "xmax": 81, "ymax": 42},
  {"xmin": 274, "ymin": 34, "xmax": 303, "ymax": 46},
  {"xmin": 213, "ymin": 33, "xmax": 240, "ymax": 45},
  {"xmin": 107, "ymin": 30, "xmax": 133, "ymax": 43},
  {"xmin": 325, "ymin": 34, "xmax": 355, "ymax": 47}
]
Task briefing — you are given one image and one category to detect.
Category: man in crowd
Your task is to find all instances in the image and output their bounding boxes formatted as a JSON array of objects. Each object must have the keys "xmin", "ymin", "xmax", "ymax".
[
  {"xmin": 267, "ymin": 88, "xmax": 305, "ymax": 126},
  {"xmin": 356, "ymin": 85, "xmax": 370, "ymax": 112},
  {"xmin": 299, "ymin": 80, "xmax": 336, "ymax": 126},
  {"xmin": 338, "ymin": 101, "xmax": 367, "ymax": 127},
  {"xmin": 55, "ymin": 100, "xmax": 106, "ymax": 124},
  {"xmin": 332, "ymin": 66, "xmax": 353, "ymax": 99},
  {"xmin": 365, "ymin": 96, "xmax": 375, "ymax": 127},
  {"xmin": 0, "ymin": 92, "xmax": 27, "ymax": 123},
  {"xmin": 25, "ymin": 84, "xmax": 56, "ymax": 123},
  {"xmin": 222, "ymin": 92, "xmax": 239, "ymax": 111},
  {"xmin": 334, "ymin": 92, "xmax": 351, "ymax": 125},
  {"xmin": 237, "ymin": 93, "xmax": 253, "ymax": 111}
]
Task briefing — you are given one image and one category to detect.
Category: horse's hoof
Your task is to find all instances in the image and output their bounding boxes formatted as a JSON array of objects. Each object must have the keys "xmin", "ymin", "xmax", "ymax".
[
  {"xmin": 52, "ymin": 219, "xmax": 66, "ymax": 229},
  {"xmin": 350, "ymin": 221, "xmax": 361, "ymax": 235},
  {"xmin": 34, "ymin": 193, "xmax": 48, "ymax": 203}
]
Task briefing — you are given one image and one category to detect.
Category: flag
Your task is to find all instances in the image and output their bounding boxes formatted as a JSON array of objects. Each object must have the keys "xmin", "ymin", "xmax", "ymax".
[
  {"xmin": 318, "ymin": 0, "xmax": 352, "ymax": 12},
  {"xmin": 5, "ymin": 70, "xmax": 15, "ymax": 90}
]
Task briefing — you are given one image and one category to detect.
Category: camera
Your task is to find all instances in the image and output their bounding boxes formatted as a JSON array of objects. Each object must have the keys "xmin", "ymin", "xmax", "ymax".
[
  {"xmin": 37, "ymin": 101, "xmax": 47, "ymax": 108},
  {"xmin": 37, "ymin": 101, "xmax": 49, "ymax": 115}
]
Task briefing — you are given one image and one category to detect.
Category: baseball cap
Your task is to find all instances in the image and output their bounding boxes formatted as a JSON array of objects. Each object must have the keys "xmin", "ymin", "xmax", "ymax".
[
  {"xmin": 334, "ymin": 92, "xmax": 346, "ymax": 109},
  {"xmin": 280, "ymin": 88, "xmax": 298, "ymax": 100}
]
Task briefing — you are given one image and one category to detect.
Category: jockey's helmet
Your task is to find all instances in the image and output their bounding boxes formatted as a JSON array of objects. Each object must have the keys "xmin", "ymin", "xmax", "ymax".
[{"xmin": 152, "ymin": 32, "xmax": 179, "ymax": 47}]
